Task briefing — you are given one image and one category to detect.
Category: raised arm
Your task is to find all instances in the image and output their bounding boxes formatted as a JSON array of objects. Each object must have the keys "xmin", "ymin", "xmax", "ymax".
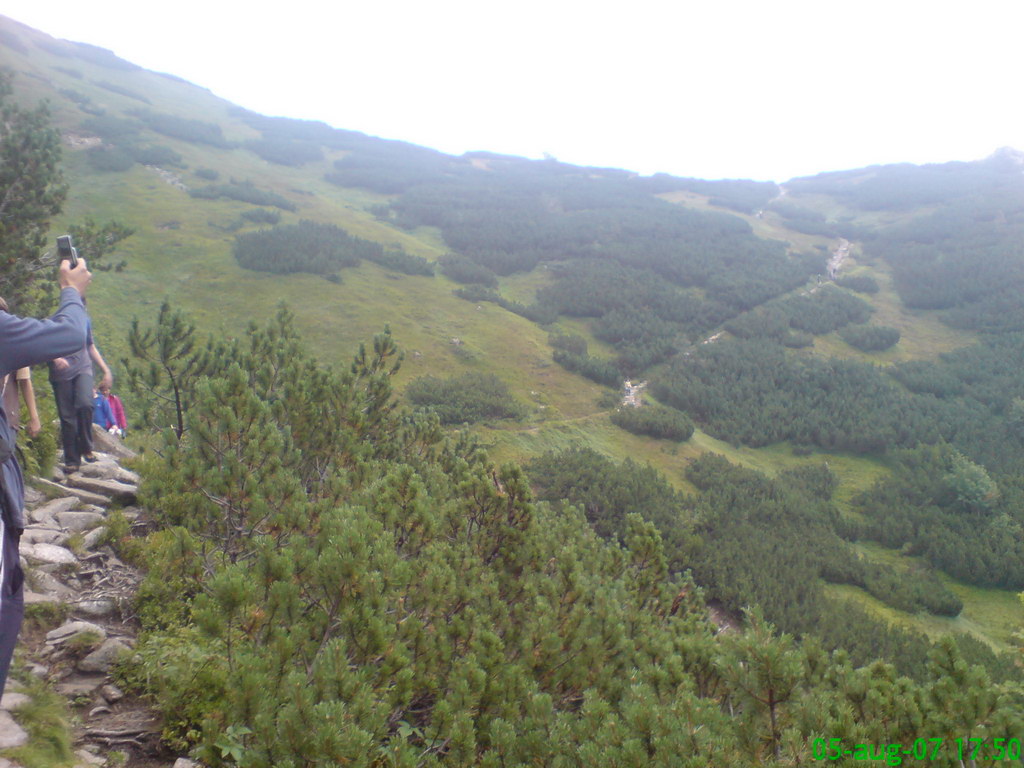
[{"xmin": 0, "ymin": 258, "xmax": 92, "ymax": 375}]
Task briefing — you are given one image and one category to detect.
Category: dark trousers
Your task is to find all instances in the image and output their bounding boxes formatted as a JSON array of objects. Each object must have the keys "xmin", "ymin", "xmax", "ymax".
[
  {"xmin": 51, "ymin": 374, "xmax": 94, "ymax": 466},
  {"xmin": 0, "ymin": 517, "xmax": 24, "ymax": 695}
]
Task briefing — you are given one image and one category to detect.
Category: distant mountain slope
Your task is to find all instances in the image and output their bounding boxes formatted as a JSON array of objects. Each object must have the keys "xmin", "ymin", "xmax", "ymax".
[{"xmin": 5, "ymin": 12, "xmax": 1024, "ymax": 676}]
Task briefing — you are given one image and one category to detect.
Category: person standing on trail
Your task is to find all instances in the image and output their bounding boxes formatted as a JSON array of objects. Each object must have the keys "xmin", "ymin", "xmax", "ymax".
[
  {"xmin": 0, "ymin": 258, "xmax": 92, "ymax": 694},
  {"xmin": 48, "ymin": 302, "xmax": 113, "ymax": 473}
]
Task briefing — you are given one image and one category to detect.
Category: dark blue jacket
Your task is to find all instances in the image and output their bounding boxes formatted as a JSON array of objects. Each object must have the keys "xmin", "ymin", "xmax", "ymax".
[{"xmin": 0, "ymin": 288, "xmax": 89, "ymax": 528}]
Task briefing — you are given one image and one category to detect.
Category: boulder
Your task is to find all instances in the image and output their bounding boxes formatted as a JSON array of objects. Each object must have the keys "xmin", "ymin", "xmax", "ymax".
[
  {"xmin": 64, "ymin": 475, "xmax": 137, "ymax": 505},
  {"xmin": 73, "ymin": 599, "xmax": 117, "ymax": 618},
  {"xmin": 46, "ymin": 620, "xmax": 107, "ymax": 646},
  {"xmin": 78, "ymin": 638, "xmax": 131, "ymax": 674},
  {"xmin": 27, "ymin": 570, "xmax": 74, "ymax": 599},
  {"xmin": 27, "ymin": 496, "xmax": 80, "ymax": 525},
  {"xmin": 0, "ymin": 692, "xmax": 28, "ymax": 711},
  {"xmin": 0, "ymin": 710, "xmax": 27, "ymax": 748},
  {"xmin": 24, "ymin": 591, "xmax": 64, "ymax": 609},
  {"xmin": 22, "ymin": 525, "xmax": 68, "ymax": 546},
  {"xmin": 81, "ymin": 528, "xmax": 105, "ymax": 551},
  {"xmin": 55, "ymin": 674, "xmax": 105, "ymax": 698},
  {"xmin": 100, "ymin": 683, "xmax": 124, "ymax": 703},
  {"xmin": 55, "ymin": 511, "xmax": 105, "ymax": 533},
  {"xmin": 91, "ymin": 425, "xmax": 137, "ymax": 459},
  {"xmin": 78, "ymin": 460, "xmax": 140, "ymax": 486},
  {"xmin": 21, "ymin": 542, "xmax": 77, "ymax": 567},
  {"xmin": 33, "ymin": 478, "xmax": 111, "ymax": 507}
]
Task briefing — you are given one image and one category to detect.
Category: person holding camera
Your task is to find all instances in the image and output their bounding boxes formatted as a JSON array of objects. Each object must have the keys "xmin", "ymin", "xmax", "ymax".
[{"xmin": 0, "ymin": 258, "xmax": 92, "ymax": 693}]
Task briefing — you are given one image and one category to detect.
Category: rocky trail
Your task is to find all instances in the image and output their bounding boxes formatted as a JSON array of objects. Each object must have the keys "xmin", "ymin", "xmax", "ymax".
[{"xmin": 0, "ymin": 427, "xmax": 193, "ymax": 768}]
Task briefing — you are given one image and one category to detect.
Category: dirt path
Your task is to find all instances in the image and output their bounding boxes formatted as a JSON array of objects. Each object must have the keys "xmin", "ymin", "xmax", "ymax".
[{"xmin": 828, "ymin": 238, "xmax": 850, "ymax": 280}]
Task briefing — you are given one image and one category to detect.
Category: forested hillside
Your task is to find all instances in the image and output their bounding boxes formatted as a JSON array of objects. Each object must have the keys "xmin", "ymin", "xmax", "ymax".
[{"xmin": 2, "ymin": 13, "xmax": 1024, "ymax": 765}]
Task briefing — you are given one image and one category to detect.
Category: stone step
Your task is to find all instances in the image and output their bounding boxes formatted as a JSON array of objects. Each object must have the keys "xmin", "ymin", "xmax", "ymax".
[
  {"xmin": 63, "ymin": 475, "xmax": 137, "ymax": 505},
  {"xmin": 32, "ymin": 478, "xmax": 112, "ymax": 507},
  {"xmin": 27, "ymin": 495, "xmax": 81, "ymax": 525},
  {"xmin": 0, "ymin": 710, "xmax": 27, "ymax": 749}
]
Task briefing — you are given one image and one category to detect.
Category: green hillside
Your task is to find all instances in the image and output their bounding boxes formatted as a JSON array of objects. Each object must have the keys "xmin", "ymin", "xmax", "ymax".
[
  {"xmin": 4, "ymin": 12, "xmax": 1024, "ymax": 668},
  {"xmin": 8, "ymin": 14, "xmax": 1024, "ymax": 766}
]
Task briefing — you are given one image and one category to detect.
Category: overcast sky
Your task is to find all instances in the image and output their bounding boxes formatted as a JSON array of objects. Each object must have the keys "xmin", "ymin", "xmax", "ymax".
[{"xmin": 5, "ymin": 1, "xmax": 1024, "ymax": 181}]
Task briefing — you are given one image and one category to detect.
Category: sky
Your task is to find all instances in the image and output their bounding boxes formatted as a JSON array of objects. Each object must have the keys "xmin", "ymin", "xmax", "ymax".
[{"xmin": 4, "ymin": 1, "xmax": 1024, "ymax": 182}]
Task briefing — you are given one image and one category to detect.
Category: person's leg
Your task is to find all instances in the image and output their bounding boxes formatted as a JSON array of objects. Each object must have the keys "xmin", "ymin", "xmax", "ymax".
[
  {"xmin": 73, "ymin": 373, "xmax": 95, "ymax": 460},
  {"xmin": 0, "ymin": 519, "xmax": 25, "ymax": 694},
  {"xmin": 50, "ymin": 378, "xmax": 79, "ymax": 468}
]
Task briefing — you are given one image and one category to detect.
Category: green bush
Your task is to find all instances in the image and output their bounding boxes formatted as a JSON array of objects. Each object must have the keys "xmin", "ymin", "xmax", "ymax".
[
  {"xmin": 80, "ymin": 115, "xmax": 141, "ymax": 140},
  {"xmin": 835, "ymin": 274, "xmax": 880, "ymax": 294},
  {"xmin": 134, "ymin": 110, "xmax": 228, "ymax": 147},
  {"xmin": 439, "ymin": 254, "xmax": 499, "ymax": 287},
  {"xmin": 239, "ymin": 208, "xmax": 281, "ymax": 225},
  {"xmin": 190, "ymin": 181, "xmax": 296, "ymax": 211},
  {"xmin": 365, "ymin": 249, "xmax": 434, "ymax": 276},
  {"xmin": 552, "ymin": 349, "xmax": 621, "ymax": 387},
  {"xmin": 839, "ymin": 324, "xmax": 901, "ymax": 351},
  {"xmin": 406, "ymin": 372, "xmax": 526, "ymax": 423},
  {"xmin": 549, "ymin": 332, "xmax": 588, "ymax": 357},
  {"xmin": 245, "ymin": 138, "xmax": 323, "ymax": 166},
  {"xmin": 610, "ymin": 403, "xmax": 694, "ymax": 441},
  {"xmin": 86, "ymin": 145, "xmax": 134, "ymax": 172},
  {"xmin": 129, "ymin": 144, "xmax": 184, "ymax": 167},
  {"xmin": 233, "ymin": 220, "xmax": 389, "ymax": 275}
]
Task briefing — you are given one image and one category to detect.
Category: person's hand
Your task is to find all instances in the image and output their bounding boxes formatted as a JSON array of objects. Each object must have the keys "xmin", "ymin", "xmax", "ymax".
[
  {"xmin": 58, "ymin": 258, "xmax": 91, "ymax": 296},
  {"xmin": 99, "ymin": 373, "xmax": 113, "ymax": 390},
  {"xmin": 52, "ymin": 357, "xmax": 70, "ymax": 371},
  {"xmin": 27, "ymin": 417, "xmax": 40, "ymax": 438}
]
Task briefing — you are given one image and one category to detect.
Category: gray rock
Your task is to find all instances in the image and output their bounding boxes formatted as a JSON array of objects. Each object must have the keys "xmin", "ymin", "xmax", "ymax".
[
  {"xmin": 22, "ymin": 485, "xmax": 43, "ymax": 506},
  {"xmin": 75, "ymin": 748, "xmax": 106, "ymax": 766},
  {"xmin": 28, "ymin": 496, "xmax": 80, "ymax": 525},
  {"xmin": 76, "ymin": 460, "xmax": 118, "ymax": 479},
  {"xmin": 27, "ymin": 663, "xmax": 47, "ymax": 679},
  {"xmin": 81, "ymin": 528, "xmax": 105, "ymax": 551},
  {"xmin": 64, "ymin": 475, "xmax": 137, "ymax": 505},
  {"xmin": 46, "ymin": 620, "xmax": 107, "ymax": 646},
  {"xmin": 100, "ymin": 683, "xmax": 124, "ymax": 702},
  {"xmin": 0, "ymin": 710, "xmax": 27, "ymax": 748},
  {"xmin": 91, "ymin": 426, "xmax": 137, "ymax": 459},
  {"xmin": 33, "ymin": 478, "xmax": 111, "ymax": 507},
  {"xmin": 173, "ymin": 760, "xmax": 198, "ymax": 768},
  {"xmin": 79, "ymin": 460, "xmax": 141, "ymax": 486},
  {"xmin": 55, "ymin": 674, "xmax": 105, "ymax": 698},
  {"xmin": 24, "ymin": 591, "xmax": 64, "ymax": 609},
  {"xmin": 73, "ymin": 599, "xmax": 117, "ymax": 618},
  {"xmin": 55, "ymin": 511, "xmax": 105, "ymax": 533},
  {"xmin": 0, "ymin": 692, "xmax": 28, "ymax": 711},
  {"xmin": 27, "ymin": 570, "xmax": 74, "ymax": 599},
  {"xmin": 22, "ymin": 525, "xmax": 68, "ymax": 546},
  {"xmin": 21, "ymin": 542, "xmax": 77, "ymax": 566},
  {"xmin": 78, "ymin": 638, "xmax": 131, "ymax": 673}
]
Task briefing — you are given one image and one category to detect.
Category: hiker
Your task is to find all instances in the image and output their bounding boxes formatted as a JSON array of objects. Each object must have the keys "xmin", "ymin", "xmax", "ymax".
[
  {"xmin": 106, "ymin": 386, "xmax": 127, "ymax": 437},
  {"xmin": 48, "ymin": 302, "xmax": 113, "ymax": 473},
  {"xmin": 0, "ymin": 258, "xmax": 92, "ymax": 694},
  {"xmin": 97, "ymin": 384, "xmax": 127, "ymax": 438},
  {"xmin": 0, "ymin": 299, "xmax": 42, "ymax": 439},
  {"xmin": 93, "ymin": 386, "xmax": 116, "ymax": 433}
]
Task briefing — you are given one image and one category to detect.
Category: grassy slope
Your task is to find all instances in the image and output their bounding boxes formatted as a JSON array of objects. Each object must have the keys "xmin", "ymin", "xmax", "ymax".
[{"xmin": 4, "ymin": 18, "xmax": 1018, "ymax": 645}]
